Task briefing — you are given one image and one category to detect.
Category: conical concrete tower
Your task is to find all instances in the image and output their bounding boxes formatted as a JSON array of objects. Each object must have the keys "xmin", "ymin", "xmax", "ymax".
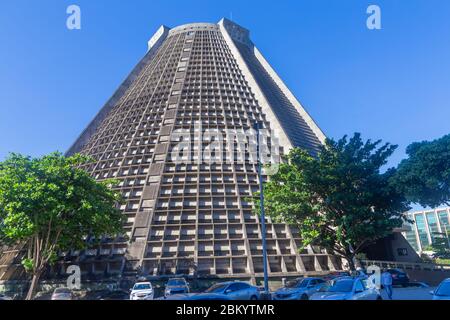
[{"xmin": 61, "ymin": 19, "xmax": 343, "ymax": 281}]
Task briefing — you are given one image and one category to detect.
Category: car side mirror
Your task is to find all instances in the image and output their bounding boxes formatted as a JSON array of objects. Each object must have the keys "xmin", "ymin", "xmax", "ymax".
[
  {"xmin": 225, "ymin": 289, "xmax": 232, "ymax": 294},
  {"xmin": 429, "ymin": 290, "xmax": 435, "ymax": 296}
]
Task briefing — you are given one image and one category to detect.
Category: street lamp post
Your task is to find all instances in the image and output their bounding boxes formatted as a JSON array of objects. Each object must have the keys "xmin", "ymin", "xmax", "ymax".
[{"xmin": 254, "ymin": 121, "xmax": 269, "ymax": 298}]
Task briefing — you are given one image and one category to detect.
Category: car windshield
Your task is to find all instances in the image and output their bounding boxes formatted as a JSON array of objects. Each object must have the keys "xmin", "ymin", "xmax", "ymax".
[
  {"xmin": 168, "ymin": 279, "xmax": 186, "ymax": 286},
  {"xmin": 133, "ymin": 284, "xmax": 151, "ymax": 290},
  {"xmin": 205, "ymin": 283, "xmax": 227, "ymax": 293},
  {"xmin": 286, "ymin": 279, "xmax": 308, "ymax": 288},
  {"xmin": 435, "ymin": 282, "xmax": 450, "ymax": 296},
  {"xmin": 326, "ymin": 279, "xmax": 354, "ymax": 293}
]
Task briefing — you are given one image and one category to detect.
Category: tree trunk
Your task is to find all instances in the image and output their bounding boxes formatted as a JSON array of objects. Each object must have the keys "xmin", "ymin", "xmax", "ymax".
[
  {"xmin": 25, "ymin": 270, "xmax": 42, "ymax": 300},
  {"xmin": 346, "ymin": 255, "xmax": 356, "ymax": 271}
]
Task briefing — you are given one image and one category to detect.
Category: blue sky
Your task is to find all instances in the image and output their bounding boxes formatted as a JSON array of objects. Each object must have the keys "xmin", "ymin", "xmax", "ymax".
[{"xmin": 1, "ymin": 0, "xmax": 449, "ymax": 169}]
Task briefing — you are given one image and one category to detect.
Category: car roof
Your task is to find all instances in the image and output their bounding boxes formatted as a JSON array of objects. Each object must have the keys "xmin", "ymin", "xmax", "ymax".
[
  {"xmin": 333, "ymin": 276, "xmax": 362, "ymax": 281},
  {"xmin": 135, "ymin": 282, "xmax": 151, "ymax": 285}
]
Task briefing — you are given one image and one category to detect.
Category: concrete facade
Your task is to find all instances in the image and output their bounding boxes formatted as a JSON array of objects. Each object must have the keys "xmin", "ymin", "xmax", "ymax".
[{"xmin": 1, "ymin": 20, "xmax": 343, "ymax": 282}]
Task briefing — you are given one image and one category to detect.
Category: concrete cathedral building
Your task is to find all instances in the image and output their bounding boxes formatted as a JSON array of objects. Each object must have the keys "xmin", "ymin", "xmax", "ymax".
[{"xmin": 1, "ymin": 19, "xmax": 346, "ymax": 282}]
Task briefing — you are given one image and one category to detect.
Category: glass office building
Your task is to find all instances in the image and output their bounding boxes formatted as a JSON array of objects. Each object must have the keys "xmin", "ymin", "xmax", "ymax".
[{"xmin": 403, "ymin": 207, "xmax": 450, "ymax": 253}]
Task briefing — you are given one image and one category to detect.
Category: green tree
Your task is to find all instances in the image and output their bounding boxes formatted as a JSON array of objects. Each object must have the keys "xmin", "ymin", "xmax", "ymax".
[
  {"xmin": 391, "ymin": 134, "xmax": 450, "ymax": 207},
  {"xmin": 428, "ymin": 231, "xmax": 450, "ymax": 260},
  {"xmin": 256, "ymin": 133, "xmax": 410, "ymax": 270},
  {"xmin": 0, "ymin": 152, "xmax": 124, "ymax": 300}
]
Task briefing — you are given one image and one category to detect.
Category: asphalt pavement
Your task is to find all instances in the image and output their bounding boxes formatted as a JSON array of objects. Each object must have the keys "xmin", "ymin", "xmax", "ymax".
[{"xmin": 382, "ymin": 286, "xmax": 436, "ymax": 300}]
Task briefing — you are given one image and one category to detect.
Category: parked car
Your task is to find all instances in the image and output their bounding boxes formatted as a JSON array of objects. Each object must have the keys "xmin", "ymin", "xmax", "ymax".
[
  {"xmin": 157, "ymin": 293, "xmax": 233, "ymax": 301},
  {"xmin": 323, "ymin": 271, "xmax": 351, "ymax": 281},
  {"xmin": 387, "ymin": 268, "xmax": 410, "ymax": 286},
  {"xmin": 273, "ymin": 277, "xmax": 327, "ymax": 300},
  {"xmin": 350, "ymin": 268, "xmax": 369, "ymax": 278},
  {"xmin": 0, "ymin": 293, "xmax": 13, "ymax": 301},
  {"xmin": 310, "ymin": 277, "xmax": 382, "ymax": 300},
  {"xmin": 51, "ymin": 287, "xmax": 74, "ymax": 300},
  {"xmin": 130, "ymin": 282, "xmax": 154, "ymax": 300},
  {"xmin": 430, "ymin": 278, "xmax": 450, "ymax": 300},
  {"xmin": 95, "ymin": 290, "xmax": 130, "ymax": 300},
  {"xmin": 165, "ymin": 278, "xmax": 190, "ymax": 297},
  {"xmin": 202, "ymin": 281, "xmax": 260, "ymax": 300}
]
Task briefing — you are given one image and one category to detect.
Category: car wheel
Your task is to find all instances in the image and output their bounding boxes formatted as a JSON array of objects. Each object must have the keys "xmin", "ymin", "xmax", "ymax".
[
  {"xmin": 377, "ymin": 296, "xmax": 383, "ymax": 300},
  {"xmin": 250, "ymin": 295, "xmax": 258, "ymax": 301},
  {"xmin": 300, "ymin": 294, "xmax": 309, "ymax": 300}
]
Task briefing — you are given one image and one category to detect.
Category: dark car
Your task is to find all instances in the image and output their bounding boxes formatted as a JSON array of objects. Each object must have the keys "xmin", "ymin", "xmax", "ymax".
[
  {"xmin": 0, "ymin": 294, "xmax": 12, "ymax": 301},
  {"xmin": 51, "ymin": 287, "xmax": 74, "ymax": 300},
  {"xmin": 165, "ymin": 278, "xmax": 190, "ymax": 297},
  {"xmin": 273, "ymin": 277, "xmax": 327, "ymax": 300},
  {"xmin": 95, "ymin": 290, "xmax": 130, "ymax": 300},
  {"xmin": 323, "ymin": 272, "xmax": 351, "ymax": 281},
  {"xmin": 157, "ymin": 293, "xmax": 233, "ymax": 301},
  {"xmin": 202, "ymin": 281, "xmax": 260, "ymax": 300},
  {"xmin": 387, "ymin": 268, "xmax": 409, "ymax": 286}
]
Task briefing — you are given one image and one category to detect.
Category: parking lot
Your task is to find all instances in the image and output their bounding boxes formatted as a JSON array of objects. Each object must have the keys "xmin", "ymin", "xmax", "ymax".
[
  {"xmin": 388, "ymin": 286, "xmax": 435, "ymax": 300},
  {"xmin": 2, "ymin": 269, "xmax": 446, "ymax": 300}
]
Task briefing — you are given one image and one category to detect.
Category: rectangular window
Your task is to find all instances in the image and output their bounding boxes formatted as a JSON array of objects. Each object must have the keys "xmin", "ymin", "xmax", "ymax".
[
  {"xmin": 426, "ymin": 212, "xmax": 440, "ymax": 240},
  {"xmin": 438, "ymin": 210, "xmax": 450, "ymax": 232},
  {"xmin": 415, "ymin": 214, "xmax": 430, "ymax": 248},
  {"xmin": 405, "ymin": 223, "xmax": 419, "ymax": 252}
]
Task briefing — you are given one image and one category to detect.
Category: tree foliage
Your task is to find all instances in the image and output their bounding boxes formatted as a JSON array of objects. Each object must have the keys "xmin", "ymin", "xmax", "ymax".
[
  {"xmin": 256, "ymin": 133, "xmax": 410, "ymax": 270},
  {"xmin": 0, "ymin": 152, "xmax": 124, "ymax": 299},
  {"xmin": 391, "ymin": 134, "xmax": 450, "ymax": 207},
  {"xmin": 427, "ymin": 231, "xmax": 450, "ymax": 260}
]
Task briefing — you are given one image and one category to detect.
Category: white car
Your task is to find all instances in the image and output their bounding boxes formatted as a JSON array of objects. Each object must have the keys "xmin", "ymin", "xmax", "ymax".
[
  {"xmin": 130, "ymin": 282, "xmax": 154, "ymax": 300},
  {"xmin": 430, "ymin": 278, "xmax": 450, "ymax": 300},
  {"xmin": 310, "ymin": 277, "xmax": 382, "ymax": 300}
]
